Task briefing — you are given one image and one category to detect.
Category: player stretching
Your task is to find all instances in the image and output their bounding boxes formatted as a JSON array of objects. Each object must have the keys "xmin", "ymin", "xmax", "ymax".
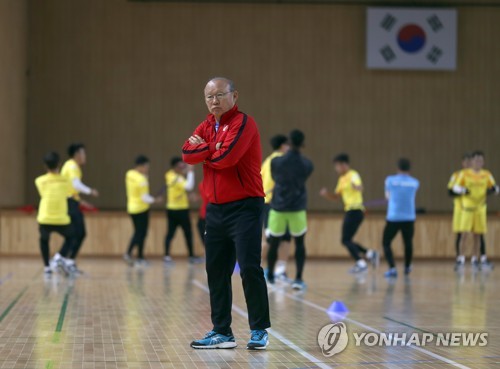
[
  {"xmin": 261, "ymin": 134, "xmax": 291, "ymax": 279},
  {"xmin": 266, "ymin": 130, "xmax": 313, "ymax": 290},
  {"xmin": 447, "ymin": 153, "xmax": 471, "ymax": 262},
  {"xmin": 35, "ymin": 152, "xmax": 75, "ymax": 276},
  {"xmin": 320, "ymin": 154, "xmax": 378, "ymax": 273},
  {"xmin": 455, "ymin": 151, "xmax": 499, "ymax": 271}
]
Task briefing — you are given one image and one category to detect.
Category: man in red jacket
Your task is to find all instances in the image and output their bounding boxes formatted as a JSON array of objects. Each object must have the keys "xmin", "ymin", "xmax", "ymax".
[{"xmin": 183, "ymin": 77, "xmax": 270, "ymax": 350}]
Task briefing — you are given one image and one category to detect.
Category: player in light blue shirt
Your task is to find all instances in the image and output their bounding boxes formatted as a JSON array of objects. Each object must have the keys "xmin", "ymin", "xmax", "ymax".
[{"xmin": 383, "ymin": 158, "xmax": 420, "ymax": 278}]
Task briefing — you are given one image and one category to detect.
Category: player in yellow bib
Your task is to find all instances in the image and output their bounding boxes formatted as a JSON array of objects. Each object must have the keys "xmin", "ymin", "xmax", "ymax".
[
  {"xmin": 261, "ymin": 134, "xmax": 291, "ymax": 280},
  {"xmin": 164, "ymin": 157, "xmax": 203, "ymax": 264},
  {"xmin": 35, "ymin": 152, "xmax": 75, "ymax": 275},
  {"xmin": 455, "ymin": 151, "xmax": 499, "ymax": 271},
  {"xmin": 58, "ymin": 143, "xmax": 99, "ymax": 273},
  {"xmin": 447, "ymin": 153, "xmax": 471, "ymax": 261},
  {"xmin": 124, "ymin": 155, "xmax": 160, "ymax": 266},
  {"xmin": 320, "ymin": 153, "xmax": 378, "ymax": 273}
]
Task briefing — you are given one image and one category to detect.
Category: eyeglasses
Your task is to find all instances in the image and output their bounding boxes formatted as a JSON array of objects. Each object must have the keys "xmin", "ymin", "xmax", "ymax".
[{"xmin": 205, "ymin": 91, "xmax": 233, "ymax": 102}]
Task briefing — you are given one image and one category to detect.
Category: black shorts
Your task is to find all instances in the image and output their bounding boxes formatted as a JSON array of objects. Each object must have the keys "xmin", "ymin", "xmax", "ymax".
[{"xmin": 262, "ymin": 203, "xmax": 292, "ymax": 242}]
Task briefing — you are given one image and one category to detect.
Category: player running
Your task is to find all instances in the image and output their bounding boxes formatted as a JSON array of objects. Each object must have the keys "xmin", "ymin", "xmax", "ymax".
[
  {"xmin": 320, "ymin": 153, "xmax": 379, "ymax": 273},
  {"xmin": 35, "ymin": 152, "xmax": 75, "ymax": 276},
  {"xmin": 56, "ymin": 143, "xmax": 99, "ymax": 274}
]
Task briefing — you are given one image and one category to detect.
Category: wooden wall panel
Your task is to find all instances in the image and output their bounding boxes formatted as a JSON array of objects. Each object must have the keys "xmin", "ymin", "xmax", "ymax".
[
  {"xmin": 0, "ymin": 0, "xmax": 27, "ymax": 207},
  {"xmin": 25, "ymin": 0, "xmax": 500, "ymax": 212},
  {"xmin": 2, "ymin": 211, "xmax": 500, "ymax": 259}
]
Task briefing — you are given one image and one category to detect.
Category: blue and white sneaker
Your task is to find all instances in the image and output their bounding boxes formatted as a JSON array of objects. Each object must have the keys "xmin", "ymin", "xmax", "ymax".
[
  {"xmin": 291, "ymin": 279, "xmax": 306, "ymax": 291},
  {"xmin": 404, "ymin": 265, "xmax": 412, "ymax": 275},
  {"xmin": 384, "ymin": 268, "xmax": 398, "ymax": 278},
  {"xmin": 349, "ymin": 263, "xmax": 368, "ymax": 274},
  {"xmin": 190, "ymin": 330, "xmax": 237, "ymax": 349},
  {"xmin": 247, "ymin": 330, "xmax": 269, "ymax": 350}
]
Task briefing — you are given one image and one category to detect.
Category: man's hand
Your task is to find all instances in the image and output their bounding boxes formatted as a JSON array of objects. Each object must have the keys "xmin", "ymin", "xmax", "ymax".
[
  {"xmin": 91, "ymin": 189, "xmax": 99, "ymax": 197},
  {"xmin": 216, "ymin": 142, "xmax": 223, "ymax": 150},
  {"xmin": 320, "ymin": 187, "xmax": 339, "ymax": 201},
  {"xmin": 188, "ymin": 135, "xmax": 206, "ymax": 145},
  {"xmin": 319, "ymin": 187, "xmax": 329, "ymax": 198}
]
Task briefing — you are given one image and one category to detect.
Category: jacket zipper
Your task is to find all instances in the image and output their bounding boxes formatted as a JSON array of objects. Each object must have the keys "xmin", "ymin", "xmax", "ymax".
[{"xmin": 212, "ymin": 125, "xmax": 218, "ymax": 202}]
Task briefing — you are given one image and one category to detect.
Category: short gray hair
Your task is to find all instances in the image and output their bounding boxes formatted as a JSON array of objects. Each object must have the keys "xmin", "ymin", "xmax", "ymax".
[{"xmin": 207, "ymin": 77, "xmax": 236, "ymax": 91}]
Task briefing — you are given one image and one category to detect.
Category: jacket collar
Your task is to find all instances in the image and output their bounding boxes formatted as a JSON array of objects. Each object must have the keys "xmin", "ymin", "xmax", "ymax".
[{"xmin": 206, "ymin": 104, "xmax": 239, "ymax": 125}]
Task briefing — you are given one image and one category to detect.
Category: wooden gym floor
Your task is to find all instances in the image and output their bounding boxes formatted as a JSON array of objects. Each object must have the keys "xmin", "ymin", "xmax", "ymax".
[{"xmin": 0, "ymin": 258, "xmax": 499, "ymax": 368}]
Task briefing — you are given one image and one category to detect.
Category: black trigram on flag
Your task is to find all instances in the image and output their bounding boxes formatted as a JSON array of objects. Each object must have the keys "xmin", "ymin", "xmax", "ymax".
[
  {"xmin": 380, "ymin": 45, "xmax": 396, "ymax": 62},
  {"xmin": 380, "ymin": 14, "xmax": 397, "ymax": 31},
  {"xmin": 427, "ymin": 46, "xmax": 443, "ymax": 63},
  {"xmin": 427, "ymin": 14, "xmax": 444, "ymax": 32}
]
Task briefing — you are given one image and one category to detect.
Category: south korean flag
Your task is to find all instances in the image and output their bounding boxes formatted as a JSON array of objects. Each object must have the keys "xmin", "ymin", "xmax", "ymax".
[{"xmin": 366, "ymin": 8, "xmax": 457, "ymax": 70}]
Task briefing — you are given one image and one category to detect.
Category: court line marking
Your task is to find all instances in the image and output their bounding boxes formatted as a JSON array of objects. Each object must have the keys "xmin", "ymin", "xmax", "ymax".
[
  {"xmin": 0, "ymin": 268, "xmax": 42, "ymax": 324},
  {"xmin": 0, "ymin": 286, "xmax": 29, "ymax": 323},
  {"xmin": 275, "ymin": 287, "xmax": 471, "ymax": 369},
  {"xmin": 53, "ymin": 285, "xmax": 74, "ymax": 343},
  {"xmin": 383, "ymin": 315, "xmax": 438, "ymax": 337},
  {"xmin": 192, "ymin": 279, "xmax": 333, "ymax": 369}
]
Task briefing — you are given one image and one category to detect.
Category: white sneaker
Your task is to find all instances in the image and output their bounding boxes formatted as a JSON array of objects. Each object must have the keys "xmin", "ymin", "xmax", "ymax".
[
  {"xmin": 163, "ymin": 256, "xmax": 175, "ymax": 265},
  {"xmin": 123, "ymin": 254, "xmax": 134, "ymax": 266}
]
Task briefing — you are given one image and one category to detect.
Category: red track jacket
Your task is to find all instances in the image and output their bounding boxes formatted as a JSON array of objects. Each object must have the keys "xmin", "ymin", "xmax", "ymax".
[{"xmin": 182, "ymin": 105, "xmax": 265, "ymax": 204}]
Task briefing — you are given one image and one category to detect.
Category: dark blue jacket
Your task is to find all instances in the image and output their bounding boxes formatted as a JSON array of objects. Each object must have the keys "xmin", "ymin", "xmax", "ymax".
[{"xmin": 270, "ymin": 149, "xmax": 314, "ymax": 212}]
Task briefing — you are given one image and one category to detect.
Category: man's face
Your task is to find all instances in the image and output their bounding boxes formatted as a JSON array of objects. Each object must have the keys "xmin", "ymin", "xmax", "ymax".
[
  {"xmin": 472, "ymin": 155, "xmax": 484, "ymax": 170},
  {"xmin": 334, "ymin": 162, "xmax": 346, "ymax": 175},
  {"xmin": 174, "ymin": 161, "xmax": 186, "ymax": 174},
  {"xmin": 75, "ymin": 148, "xmax": 87, "ymax": 166},
  {"xmin": 204, "ymin": 80, "xmax": 238, "ymax": 119},
  {"xmin": 138, "ymin": 163, "xmax": 150, "ymax": 175},
  {"xmin": 281, "ymin": 143, "xmax": 290, "ymax": 153}
]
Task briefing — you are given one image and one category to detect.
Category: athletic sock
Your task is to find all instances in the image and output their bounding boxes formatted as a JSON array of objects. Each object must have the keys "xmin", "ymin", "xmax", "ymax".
[
  {"xmin": 480, "ymin": 255, "xmax": 487, "ymax": 263},
  {"xmin": 366, "ymin": 250, "xmax": 374, "ymax": 259},
  {"xmin": 457, "ymin": 255, "xmax": 465, "ymax": 263},
  {"xmin": 471, "ymin": 256, "xmax": 478, "ymax": 264}
]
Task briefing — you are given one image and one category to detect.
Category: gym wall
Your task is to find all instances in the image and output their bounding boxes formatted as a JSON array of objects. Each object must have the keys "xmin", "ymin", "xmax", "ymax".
[{"xmin": 19, "ymin": 0, "xmax": 500, "ymax": 212}]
